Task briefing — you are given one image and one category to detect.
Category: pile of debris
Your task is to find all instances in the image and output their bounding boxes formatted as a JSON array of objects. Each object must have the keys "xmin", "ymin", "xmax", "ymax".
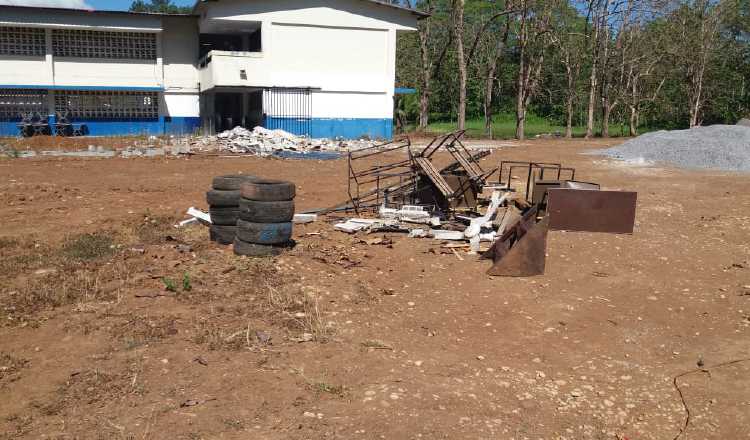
[
  {"xmin": 207, "ymin": 126, "xmax": 379, "ymax": 156},
  {"xmin": 600, "ymin": 124, "xmax": 750, "ymax": 172},
  {"xmin": 310, "ymin": 131, "xmax": 638, "ymax": 277}
]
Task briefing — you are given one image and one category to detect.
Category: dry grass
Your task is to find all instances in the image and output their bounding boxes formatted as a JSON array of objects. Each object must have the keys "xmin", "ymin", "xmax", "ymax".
[
  {"xmin": 190, "ymin": 319, "xmax": 254, "ymax": 351},
  {"xmin": 112, "ymin": 315, "xmax": 179, "ymax": 350},
  {"xmin": 61, "ymin": 232, "xmax": 115, "ymax": 261},
  {"xmin": 0, "ymin": 352, "xmax": 29, "ymax": 388}
]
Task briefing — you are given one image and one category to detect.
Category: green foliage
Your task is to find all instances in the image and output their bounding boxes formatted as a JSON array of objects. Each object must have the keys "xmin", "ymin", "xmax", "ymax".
[
  {"xmin": 396, "ymin": 0, "xmax": 750, "ymax": 137},
  {"xmin": 182, "ymin": 272, "xmax": 192, "ymax": 292},
  {"xmin": 162, "ymin": 277, "xmax": 177, "ymax": 292},
  {"xmin": 129, "ymin": 0, "xmax": 192, "ymax": 14},
  {"xmin": 61, "ymin": 233, "xmax": 115, "ymax": 261}
]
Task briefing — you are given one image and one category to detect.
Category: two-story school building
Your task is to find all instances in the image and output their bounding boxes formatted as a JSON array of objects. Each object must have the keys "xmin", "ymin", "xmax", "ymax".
[{"xmin": 0, "ymin": 0, "xmax": 425, "ymax": 139}]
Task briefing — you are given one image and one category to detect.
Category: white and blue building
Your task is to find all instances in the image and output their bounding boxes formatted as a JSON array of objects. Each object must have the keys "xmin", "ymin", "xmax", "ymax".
[{"xmin": 0, "ymin": 0, "xmax": 424, "ymax": 139}]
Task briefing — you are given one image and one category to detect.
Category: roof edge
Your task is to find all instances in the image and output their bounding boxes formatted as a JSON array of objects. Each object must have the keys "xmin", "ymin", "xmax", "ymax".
[{"xmin": 0, "ymin": 4, "xmax": 197, "ymax": 17}]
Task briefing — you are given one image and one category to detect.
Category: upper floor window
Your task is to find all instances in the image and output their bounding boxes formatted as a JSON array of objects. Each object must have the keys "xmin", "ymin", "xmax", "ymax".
[
  {"xmin": 0, "ymin": 27, "xmax": 46, "ymax": 57},
  {"xmin": 52, "ymin": 29, "xmax": 156, "ymax": 60}
]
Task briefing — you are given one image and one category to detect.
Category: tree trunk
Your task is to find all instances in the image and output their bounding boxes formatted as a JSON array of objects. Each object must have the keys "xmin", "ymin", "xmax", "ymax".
[
  {"xmin": 484, "ymin": 61, "xmax": 497, "ymax": 138},
  {"xmin": 601, "ymin": 101, "xmax": 610, "ymax": 137},
  {"xmin": 629, "ymin": 105, "xmax": 638, "ymax": 136},
  {"xmin": 454, "ymin": 0, "xmax": 467, "ymax": 131},
  {"xmin": 585, "ymin": 10, "xmax": 600, "ymax": 139},
  {"xmin": 417, "ymin": 21, "xmax": 431, "ymax": 130},
  {"xmin": 484, "ymin": 20, "xmax": 509, "ymax": 139},
  {"xmin": 565, "ymin": 93, "xmax": 574, "ymax": 138}
]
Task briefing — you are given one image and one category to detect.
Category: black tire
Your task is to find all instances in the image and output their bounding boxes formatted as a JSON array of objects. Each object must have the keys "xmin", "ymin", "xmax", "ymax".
[
  {"xmin": 206, "ymin": 189, "xmax": 241, "ymax": 207},
  {"xmin": 209, "ymin": 225, "xmax": 236, "ymax": 245},
  {"xmin": 212, "ymin": 174, "xmax": 260, "ymax": 191},
  {"xmin": 240, "ymin": 179, "xmax": 296, "ymax": 201},
  {"xmin": 233, "ymin": 238, "xmax": 287, "ymax": 257},
  {"xmin": 236, "ymin": 220, "xmax": 292, "ymax": 245},
  {"xmin": 209, "ymin": 207, "xmax": 240, "ymax": 226},
  {"xmin": 238, "ymin": 199, "xmax": 295, "ymax": 223}
]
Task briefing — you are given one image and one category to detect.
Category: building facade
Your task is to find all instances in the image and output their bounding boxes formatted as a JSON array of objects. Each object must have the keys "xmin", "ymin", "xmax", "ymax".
[{"xmin": 0, "ymin": 0, "xmax": 423, "ymax": 139}]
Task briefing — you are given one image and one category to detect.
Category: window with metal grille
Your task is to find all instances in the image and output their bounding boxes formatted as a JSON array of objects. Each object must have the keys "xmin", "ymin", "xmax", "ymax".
[
  {"xmin": 0, "ymin": 89, "xmax": 47, "ymax": 120},
  {"xmin": 51, "ymin": 30, "xmax": 156, "ymax": 60},
  {"xmin": 55, "ymin": 91, "xmax": 158, "ymax": 120},
  {"xmin": 0, "ymin": 27, "xmax": 46, "ymax": 57}
]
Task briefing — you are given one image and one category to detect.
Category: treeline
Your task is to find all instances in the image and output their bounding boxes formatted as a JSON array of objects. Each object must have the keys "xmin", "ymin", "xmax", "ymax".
[{"xmin": 394, "ymin": 0, "xmax": 750, "ymax": 138}]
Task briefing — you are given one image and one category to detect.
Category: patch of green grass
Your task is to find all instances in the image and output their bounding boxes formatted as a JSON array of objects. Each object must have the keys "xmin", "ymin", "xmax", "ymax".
[
  {"xmin": 162, "ymin": 277, "xmax": 177, "ymax": 293},
  {"xmin": 61, "ymin": 232, "xmax": 115, "ymax": 261},
  {"xmin": 407, "ymin": 113, "xmax": 654, "ymax": 139},
  {"xmin": 182, "ymin": 273, "xmax": 192, "ymax": 292},
  {"xmin": 311, "ymin": 382, "xmax": 345, "ymax": 396}
]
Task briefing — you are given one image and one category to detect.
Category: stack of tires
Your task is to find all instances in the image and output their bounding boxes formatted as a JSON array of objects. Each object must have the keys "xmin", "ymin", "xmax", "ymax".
[
  {"xmin": 206, "ymin": 175, "xmax": 258, "ymax": 245},
  {"xmin": 234, "ymin": 179, "xmax": 296, "ymax": 256}
]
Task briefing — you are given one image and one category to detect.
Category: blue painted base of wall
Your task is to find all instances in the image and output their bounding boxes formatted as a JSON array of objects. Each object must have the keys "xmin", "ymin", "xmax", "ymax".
[
  {"xmin": 0, "ymin": 117, "xmax": 201, "ymax": 137},
  {"xmin": 265, "ymin": 117, "xmax": 393, "ymax": 140},
  {"xmin": 311, "ymin": 118, "xmax": 393, "ymax": 140}
]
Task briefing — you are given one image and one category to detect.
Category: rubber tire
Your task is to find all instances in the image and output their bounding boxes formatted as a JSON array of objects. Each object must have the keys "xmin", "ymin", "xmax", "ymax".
[
  {"xmin": 240, "ymin": 179, "xmax": 296, "ymax": 202},
  {"xmin": 236, "ymin": 220, "xmax": 292, "ymax": 245},
  {"xmin": 209, "ymin": 207, "xmax": 240, "ymax": 226},
  {"xmin": 206, "ymin": 189, "xmax": 241, "ymax": 207},
  {"xmin": 233, "ymin": 238, "xmax": 286, "ymax": 257},
  {"xmin": 209, "ymin": 225, "xmax": 236, "ymax": 245},
  {"xmin": 238, "ymin": 199, "xmax": 295, "ymax": 223},
  {"xmin": 212, "ymin": 174, "xmax": 260, "ymax": 191}
]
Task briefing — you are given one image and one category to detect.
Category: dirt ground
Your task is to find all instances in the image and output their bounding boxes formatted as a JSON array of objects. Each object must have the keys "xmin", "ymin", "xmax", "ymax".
[{"xmin": 1, "ymin": 137, "xmax": 749, "ymax": 440}]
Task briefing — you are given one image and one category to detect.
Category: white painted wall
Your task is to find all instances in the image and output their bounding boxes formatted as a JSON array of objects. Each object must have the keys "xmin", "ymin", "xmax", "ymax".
[
  {"xmin": 0, "ymin": 57, "xmax": 52, "ymax": 87},
  {"xmin": 310, "ymin": 91, "xmax": 391, "ymax": 119},
  {"xmin": 53, "ymin": 59, "xmax": 162, "ymax": 88},
  {"xmin": 164, "ymin": 93, "xmax": 199, "ymax": 117},
  {"xmin": 162, "ymin": 17, "xmax": 200, "ymax": 93},
  {"xmin": 196, "ymin": 0, "xmax": 417, "ymax": 120}
]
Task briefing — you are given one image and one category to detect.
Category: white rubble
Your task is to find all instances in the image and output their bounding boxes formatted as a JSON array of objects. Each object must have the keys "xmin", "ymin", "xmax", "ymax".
[{"xmin": 197, "ymin": 126, "xmax": 379, "ymax": 156}]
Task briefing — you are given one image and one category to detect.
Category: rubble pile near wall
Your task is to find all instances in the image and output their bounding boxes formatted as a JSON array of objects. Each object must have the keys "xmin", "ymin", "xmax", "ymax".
[{"xmin": 207, "ymin": 126, "xmax": 378, "ymax": 156}]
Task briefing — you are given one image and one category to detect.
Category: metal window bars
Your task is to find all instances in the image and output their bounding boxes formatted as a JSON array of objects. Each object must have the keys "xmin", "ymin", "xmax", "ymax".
[
  {"xmin": 54, "ymin": 90, "xmax": 158, "ymax": 120},
  {"xmin": 262, "ymin": 88, "xmax": 312, "ymax": 137},
  {"xmin": 0, "ymin": 89, "xmax": 47, "ymax": 121},
  {"xmin": 51, "ymin": 29, "xmax": 156, "ymax": 60},
  {"xmin": 0, "ymin": 27, "xmax": 46, "ymax": 57}
]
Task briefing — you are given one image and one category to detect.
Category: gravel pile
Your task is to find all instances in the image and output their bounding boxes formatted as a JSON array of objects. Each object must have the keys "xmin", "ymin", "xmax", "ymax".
[
  {"xmin": 204, "ymin": 126, "xmax": 378, "ymax": 156},
  {"xmin": 600, "ymin": 124, "xmax": 750, "ymax": 171}
]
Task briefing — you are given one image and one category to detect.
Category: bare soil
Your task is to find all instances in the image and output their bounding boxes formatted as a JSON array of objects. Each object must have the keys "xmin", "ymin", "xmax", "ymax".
[{"xmin": 1, "ymin": 137, "xmax": 749, "ymax": 440}]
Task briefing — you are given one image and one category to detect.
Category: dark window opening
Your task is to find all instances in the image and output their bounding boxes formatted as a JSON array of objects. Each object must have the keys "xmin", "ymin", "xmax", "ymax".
[{"xmin": 199, "ymin": 27, "xmax": 262, "ymax": 59}]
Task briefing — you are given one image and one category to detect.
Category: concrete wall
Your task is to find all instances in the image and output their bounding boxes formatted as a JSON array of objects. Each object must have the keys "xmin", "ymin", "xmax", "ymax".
[{"xmin": 196, "ymin": 0, "xmax": 414, "ymax": 138}]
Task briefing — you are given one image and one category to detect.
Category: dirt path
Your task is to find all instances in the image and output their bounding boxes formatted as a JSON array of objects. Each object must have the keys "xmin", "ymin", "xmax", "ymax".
[{"xmin": 1, "ymin": 138, "xmax": 749, "ymax": 439}]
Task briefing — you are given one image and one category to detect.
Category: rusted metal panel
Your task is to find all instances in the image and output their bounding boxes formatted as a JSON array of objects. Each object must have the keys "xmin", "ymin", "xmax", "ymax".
[
  {"xmin": 547, "ymin": 189, "xmax": 637, "ymax": 234},
  {"xmin": 485, "ymin": 217, "xmax": 548, "ymax": 277}
]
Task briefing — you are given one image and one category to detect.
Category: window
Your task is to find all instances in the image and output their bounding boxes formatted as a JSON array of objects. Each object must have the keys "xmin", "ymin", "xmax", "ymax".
[
  {"xmin": 0, "ymin": 89, "xmax": 47, "ymax": 120},
  {"xmin": 52, "ymin": 30, "xmax": 156, "ymax": 60},
  {"xmin": 0, "ymin": 27, "xmax": 46, "ymax": 57},
  {"xmin": 55, "ymin": 91, "xmax": 158, "ymax": 120}
]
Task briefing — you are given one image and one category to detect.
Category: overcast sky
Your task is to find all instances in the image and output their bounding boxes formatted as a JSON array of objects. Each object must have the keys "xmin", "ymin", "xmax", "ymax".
[{"xmin": 0, "ymin": 0, "xmax": 194, "ymax": 11}]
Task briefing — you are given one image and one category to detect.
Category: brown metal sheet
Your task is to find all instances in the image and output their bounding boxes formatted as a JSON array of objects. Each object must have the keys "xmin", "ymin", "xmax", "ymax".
[
  {"xmin": 547, "ymin": 189, "xmax": 637, "ymax": 234},
  {"xmin": 486, "ymin": 217, "xmax": 548, "ymax": 277}
]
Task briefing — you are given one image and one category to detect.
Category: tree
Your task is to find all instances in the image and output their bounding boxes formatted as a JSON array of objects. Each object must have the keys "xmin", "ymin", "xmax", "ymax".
[
  {"xmin": 514, "ymin": 0, "xmax": 552, "ymax": 139},
  {"xmin": 129, "ymin": 0, "xmax": 192, "ymax": 14}
]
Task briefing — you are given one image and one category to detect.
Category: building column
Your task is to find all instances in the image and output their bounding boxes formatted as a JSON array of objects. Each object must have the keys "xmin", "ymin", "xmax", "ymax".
[{"xmin": 45, "ymin": 29, "xmax": 56, "ymax": 134}]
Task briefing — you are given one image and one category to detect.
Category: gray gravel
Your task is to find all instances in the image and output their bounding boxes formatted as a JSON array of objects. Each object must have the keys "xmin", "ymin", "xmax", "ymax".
[{"xmin": 598, "ymin": 124, "xmax": 750, "ymax": 171}]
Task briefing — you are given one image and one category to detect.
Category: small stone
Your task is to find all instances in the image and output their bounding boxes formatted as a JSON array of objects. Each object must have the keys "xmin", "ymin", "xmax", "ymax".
[
  {"xmin": 476, "ymin": 355, "xmax": 485, "ymax": 361},
  {"xmin": 571, "ymin": 390, "xmax": 583, "ymax": 397},
  {"xmin": 414, "ymin": 360, "xmax": 423, "ymax": 367},
  {"xmin": 303, "ymin": 412, "xmax": 316, "ymax": 418}
]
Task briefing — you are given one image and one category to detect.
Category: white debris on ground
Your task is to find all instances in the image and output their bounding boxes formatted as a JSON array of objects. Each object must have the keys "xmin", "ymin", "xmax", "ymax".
[
  {"xmin": 598, "ymin": 124, "xmax": 750, "ymax": 172},
  {"xmin": 196, "ymin": 126, "xmax": 379, "ymax": 156}
]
